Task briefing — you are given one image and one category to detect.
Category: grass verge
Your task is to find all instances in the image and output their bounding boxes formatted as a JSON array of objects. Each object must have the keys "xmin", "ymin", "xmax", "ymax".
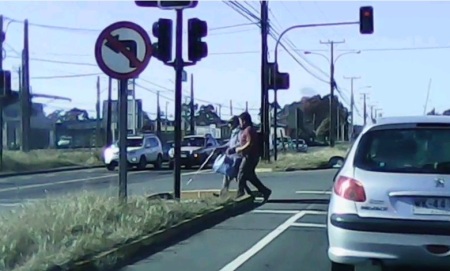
[
  {"xmin": 260, "ymin": 143, "xmax": 351, "ymax": 171},
  {"xmin": 0, "ymin": 192, "xmax": 230, "ymax": 271},
  {"xmin": 2, "ymin": 149, "xmax": 103, "ymax": 172}
]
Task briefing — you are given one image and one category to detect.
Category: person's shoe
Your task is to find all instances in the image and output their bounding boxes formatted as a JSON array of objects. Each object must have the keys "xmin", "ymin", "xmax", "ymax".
[{"xmin": 262, "ymin": 189, "xmax": 272, "ymax": 203}]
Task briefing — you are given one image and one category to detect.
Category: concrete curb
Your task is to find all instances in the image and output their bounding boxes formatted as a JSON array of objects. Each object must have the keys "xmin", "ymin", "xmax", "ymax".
[
  {"xmin": 259, "ymin": 165, "xmax": 338, "ymax": 172},
  {"xmin": 0, "ymin": 165, "xmax": 103, "ymax": 178},
  {"xmin": 46, "ymin": 195, "xmax": 256, "ymax": 271}
]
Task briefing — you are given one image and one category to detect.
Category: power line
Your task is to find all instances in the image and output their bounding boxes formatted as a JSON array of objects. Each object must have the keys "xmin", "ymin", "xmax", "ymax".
[
  {"xmin": 137, "ymin": 79, "xmax": 259, "ymax": 112},
  {"xmin": 31, "ymin": 73, "xmax": 102, "ymax": 79},
  {"xmin": 4, "ymin": 16, "xmax": 257, "ymax": 34}
]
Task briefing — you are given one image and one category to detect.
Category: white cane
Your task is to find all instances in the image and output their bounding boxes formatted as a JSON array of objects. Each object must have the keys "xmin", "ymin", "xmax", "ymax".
[{"xmin": 186, "ymin": 149, "xmax": 217, "ymax": 185}]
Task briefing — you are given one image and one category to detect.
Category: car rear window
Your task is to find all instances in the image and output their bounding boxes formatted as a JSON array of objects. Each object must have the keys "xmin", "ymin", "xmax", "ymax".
[{"xmin": 354, "ymin": 127, "xmax": 450, "ymax": 174}]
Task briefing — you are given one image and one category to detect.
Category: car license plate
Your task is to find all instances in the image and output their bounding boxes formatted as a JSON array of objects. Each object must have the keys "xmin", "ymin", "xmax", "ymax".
[
  {"xmin": 181, "ymin": 154, "xmax": 187, "ymax": 158},
  {"xmin": 413, "ymin": 198, "xmax": 450, "ymax": 215}
]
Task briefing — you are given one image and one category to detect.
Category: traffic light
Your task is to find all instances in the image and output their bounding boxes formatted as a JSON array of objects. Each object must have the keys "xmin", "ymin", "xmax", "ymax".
[
  {"xmin": 135, "ymin": 1, "xmax": 197, "ymax": 9},
  {"xmin": 267, "ymin": 63, "xmax": 290, "ymax": 90},
  {"xmin": 0, "ymin": 70, "xmax": 11, "ymax": 98},
  {"xmin": 359, "ymin": 6, "xmax": 374, "ymax": 34},
  {"xmin": 152, "ymin": 18, "xmax": 173, "ymax": 63},
  {"xmin": 187, "ymin": 18, "xmax": 208, "ymax": 63}
]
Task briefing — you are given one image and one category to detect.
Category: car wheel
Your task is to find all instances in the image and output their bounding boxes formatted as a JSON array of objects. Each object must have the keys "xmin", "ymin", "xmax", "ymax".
[
  {"xmin": 331, "ymin": 262, "xmax": 354, "ymax": 271},
  {"xmin": 137, "ymin": 156, "xmax": 147, "ymax": 170},
  {"xmin": 106, "ymin": 163, "xmax": 116, "ymax": 171},
  {"xmin": 154, "ymin": 154, "xmax": 163, "ymax": 170}
]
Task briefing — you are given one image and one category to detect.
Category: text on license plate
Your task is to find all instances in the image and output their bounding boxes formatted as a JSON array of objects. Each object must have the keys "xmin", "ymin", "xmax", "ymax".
[{"xmin": 413, "ymin": 198, "xmax": 450, "ymax": 215}]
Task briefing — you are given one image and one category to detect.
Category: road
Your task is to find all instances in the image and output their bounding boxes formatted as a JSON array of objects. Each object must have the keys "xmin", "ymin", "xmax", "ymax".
[
  {"xmin": 118, "ymin": 169, "xmax": 443, "ymax": 271},
  {"xmin": 118, "ymin": 169, "xmax": 340, "ymax": 271}
]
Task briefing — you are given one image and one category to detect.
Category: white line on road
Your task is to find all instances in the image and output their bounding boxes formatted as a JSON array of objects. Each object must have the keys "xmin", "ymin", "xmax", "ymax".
[
  {"xmin": 218, "ymin": 211, "xmax": 306, "ymax": 271},
  {"xmin": 295, "ymin": 190, "xmax": 331, "ymax": 195},
  {"xmin": 304, "ymin": 210, "xmax": 327, "ymax": 215},
  {"xmin": 290, "ymin": 222, "xmax": 326, "ymax": 228},
  {"xmin": 0, "ymin": 170, "xmax": 213, "ymax": 193},
  {"xmin": 251, "ymin": 210, "xmax": 301, "ymax": 214}
]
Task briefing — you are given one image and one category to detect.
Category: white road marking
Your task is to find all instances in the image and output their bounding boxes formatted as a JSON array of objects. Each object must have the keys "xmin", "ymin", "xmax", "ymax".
[
  {"xmin": 251, "ymin": 210, "xmax": 301, "ymax": 214},
  {"xmin": 0, "ymin": 170, "xmax": 212, "ymax": 193},
  {"xmin": 295, "ymin": 190, "xmax": 331, "ymax": 195},
  {"xmin": 291, "ymin": 222, "xmax": 326, "ymax": 228},
  {"xmin": 218, "ymin": 211, "xmax": 306, "ymax": 271},
  {"xmin": 304, "ymin": 210, "xmax": 327, "ymax": 215}
]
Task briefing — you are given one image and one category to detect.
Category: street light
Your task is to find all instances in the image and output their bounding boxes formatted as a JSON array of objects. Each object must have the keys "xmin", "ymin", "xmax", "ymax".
[{"xmin": 303, "ymin": 50, "xmax": 361, "ymax": 64}]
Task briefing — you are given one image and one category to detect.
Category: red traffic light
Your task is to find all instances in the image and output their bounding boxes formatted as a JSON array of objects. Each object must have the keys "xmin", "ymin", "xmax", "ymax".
[{"xmin": 359, "ymin": 6, "xmax": 374, "ymax": 34}]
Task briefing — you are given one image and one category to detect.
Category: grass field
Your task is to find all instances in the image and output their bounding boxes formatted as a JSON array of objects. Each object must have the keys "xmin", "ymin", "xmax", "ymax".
[
  {"xmin": 2, "ymin": 149, "xmax": 103, "ymax": 172},
  {"xmin": 0, "ymin": 192, "xmax": 229, "ymax": 271},
  {"xmin": 260, "ymin": 143, "xmax": 351, "ymax": 171}
]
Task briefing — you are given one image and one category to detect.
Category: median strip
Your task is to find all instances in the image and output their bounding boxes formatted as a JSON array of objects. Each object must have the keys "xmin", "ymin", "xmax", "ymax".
[{"xmin": 0, "ymin": 190, "xmax": 254, "ymax": 271}]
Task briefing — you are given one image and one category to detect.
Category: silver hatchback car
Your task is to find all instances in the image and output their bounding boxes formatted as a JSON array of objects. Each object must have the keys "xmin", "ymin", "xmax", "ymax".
[{"xmin": 327, "ymin": 116, "xmax": 450, "ymax": 271}]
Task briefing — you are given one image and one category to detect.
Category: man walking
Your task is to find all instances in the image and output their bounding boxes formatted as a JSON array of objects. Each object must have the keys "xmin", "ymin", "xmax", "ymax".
[{"xmin": 228, "ymin": 112, "xmax": 272, "ymax": 201}]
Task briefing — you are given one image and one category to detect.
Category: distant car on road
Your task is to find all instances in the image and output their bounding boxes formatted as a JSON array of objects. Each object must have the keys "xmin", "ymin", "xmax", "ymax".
[
  {"xmin": 327, "ymin": 116, "xmax": 450, "ymax": 271},
  {"xmin": 103, "ymin": 134, "xmax": 163, "ymax": 171},
  {"xmin": 168, "ymin": 134, "xmax": 219, "ymax": 169}
]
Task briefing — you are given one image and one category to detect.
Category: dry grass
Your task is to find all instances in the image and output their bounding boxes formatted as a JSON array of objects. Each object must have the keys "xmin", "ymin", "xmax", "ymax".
[
  {"xmin": 261, "ymin": 143, "xmax": 351, "ymax": 171},
  {"xmin": 0, "ymin": 192, "xmax": 229, "ymax": 271},
  {"xmin": 2, "ymin": 149, "xmax": 103, "ymax": 172}
]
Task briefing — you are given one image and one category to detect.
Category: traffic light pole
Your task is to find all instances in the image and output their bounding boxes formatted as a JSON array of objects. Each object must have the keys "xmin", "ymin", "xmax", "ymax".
[
  {"xmin": 168, "ymin": 9, "xmax": 195, "ymax": 200},
  {"xmin": 173, "ymin": 9, "xmax": 184, "ymax": 200}
]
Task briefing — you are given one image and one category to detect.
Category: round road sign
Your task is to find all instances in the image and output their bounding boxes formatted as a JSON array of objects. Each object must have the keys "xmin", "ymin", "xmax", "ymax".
[{"xmin": 95, "ymin": 21, "xmax": 152, "ymax": 80}]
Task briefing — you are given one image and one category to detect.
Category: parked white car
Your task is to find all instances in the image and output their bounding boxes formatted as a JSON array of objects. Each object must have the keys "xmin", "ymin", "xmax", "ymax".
[{"xmin": 103, "ymin": 134, "xmax": 163, "ymax": 171}]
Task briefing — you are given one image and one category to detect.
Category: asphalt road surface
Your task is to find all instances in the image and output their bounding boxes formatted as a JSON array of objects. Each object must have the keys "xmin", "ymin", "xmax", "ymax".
[
  {"xmin": 119, "ymin": 169, "xmax": 341, "ymax": 271},
  {"xmin": 118, "ymin": 170, "xmax": 443, "ymax": 271}
]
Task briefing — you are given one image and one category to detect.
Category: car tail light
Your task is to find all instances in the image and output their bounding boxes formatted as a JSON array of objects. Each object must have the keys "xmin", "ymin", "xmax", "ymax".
[{"xmin": 334, "ymin": 176, "xmax": 366, "ymax": 202}]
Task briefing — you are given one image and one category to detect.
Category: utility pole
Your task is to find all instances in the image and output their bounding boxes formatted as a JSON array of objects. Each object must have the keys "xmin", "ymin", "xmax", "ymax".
[
  {"xmin": 21, "ymin": 19, "xmax": 31, "ymax": 152},
  {"xmin": 105, "ymin": 77, "xmax": 112, "ymax": 146},
  {"xmin": 320, "ymin": 40, "xmax": 345, "ymax": 147},
  {"xmin": 165, "ymin": 101, "xmax": 168, "ymax": 132},
  {"xmin": 229, "ymin": 100, "xmax": 233, "ymax": 116},
  {"xmin": 261, "ymin": 0, "xmax": 270, "ymax": 161},
  {"xmin": 95, "ymin": 76, "xmax": 101, "ymax": 147},
  {"xmin": 156, "ymin": 91, "xmax": 161, "ymax": 137},
  {"xmin": 361, "ymin": 92, "xmax": 369, "ymax": 125},
  {"xmin": 131, "ymin": 79, "xmax": 136, "ymax": 134},
  {"xmin": 189, "ymin": 73, "xmax": 195, "ymax": 135},
  {"xmin": 343, "ymin": 76, "xmax": 360, "ymax": 141},
  {"xmin": 0, "ymin": 15, "xmax": 4, "ymax": 169},
  {"xmin": 217, "ymin": 104, "xmax": 222, "ymax": 118},
  {"xmin": 245, "ymin": 101, "xmax": 248, "ymax": 112}
]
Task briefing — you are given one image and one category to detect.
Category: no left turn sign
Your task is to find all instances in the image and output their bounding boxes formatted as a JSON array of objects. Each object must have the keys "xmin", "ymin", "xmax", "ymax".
[{"xmin": 95, "ymin": 21, "xmax": 152, "ymax": 80}]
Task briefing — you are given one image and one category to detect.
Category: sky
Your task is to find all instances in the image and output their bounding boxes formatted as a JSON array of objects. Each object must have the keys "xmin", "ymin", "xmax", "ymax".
[{"xmin": 2, "ymin": 0, "xmax": 450, "ymax": 125}]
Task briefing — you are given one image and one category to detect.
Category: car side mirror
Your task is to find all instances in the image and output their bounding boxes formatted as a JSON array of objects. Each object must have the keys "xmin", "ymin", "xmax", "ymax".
[{"xmin": 328, "ymin": 156, "xmax": 345, "ymax": 168}]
